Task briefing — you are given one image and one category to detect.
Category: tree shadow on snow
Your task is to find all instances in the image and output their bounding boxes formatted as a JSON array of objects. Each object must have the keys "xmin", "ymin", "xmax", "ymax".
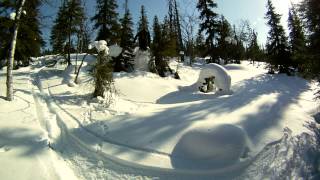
[{"xmin": 0, "ymin": 128, "xmax": 48, "ymax": 157}]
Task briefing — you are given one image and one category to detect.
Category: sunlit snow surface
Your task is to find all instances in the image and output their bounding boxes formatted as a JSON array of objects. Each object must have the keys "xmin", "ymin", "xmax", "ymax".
[{"xmin": 0, "ymin": 55, "xmax": 319, "ymax": 179}]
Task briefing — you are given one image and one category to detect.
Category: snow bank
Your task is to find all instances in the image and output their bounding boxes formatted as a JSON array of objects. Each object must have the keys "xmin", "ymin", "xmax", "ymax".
[
  {"xmin": 195, "ymin": 63, "xmax": 231, "ymax": 93},
  {"xmin": 133, "ymin": 47, "xmax": 150, "ymax": 71},
  {"xmin": 171, "ymin": 124, "xmax": 250, "ymax": 170}
]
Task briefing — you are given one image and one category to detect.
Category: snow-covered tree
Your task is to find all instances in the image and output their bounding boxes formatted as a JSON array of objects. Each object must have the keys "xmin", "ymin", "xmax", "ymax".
[
  {"xmin": 90, "ymin": 41, "xmax": 114, "ymax": 98},
  {"xmin": 197, "ymin": 0, "xmax": 219, "ymax": 62},
  {"xmin": 92, "ymin": 0, "xmax": 120, "ymax": 44}
]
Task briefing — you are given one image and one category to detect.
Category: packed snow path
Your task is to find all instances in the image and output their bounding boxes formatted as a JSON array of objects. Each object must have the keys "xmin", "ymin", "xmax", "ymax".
[{"xmin": 0, "ymin": 67, "xmax": 77, "ymax": 180}]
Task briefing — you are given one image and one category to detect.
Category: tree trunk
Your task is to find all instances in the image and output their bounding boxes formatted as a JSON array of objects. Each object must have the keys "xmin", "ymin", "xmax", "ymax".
[
  {"xmin": 6, "ymin": 0, "xmax": 26, "ymax": 101},
  {"xmin": 74, "ymin": 53, "xmax": 88, "ymax": 84},
  {"xmin": 174, "ymin": 0, "xmax": 184, "ymax": 62}
]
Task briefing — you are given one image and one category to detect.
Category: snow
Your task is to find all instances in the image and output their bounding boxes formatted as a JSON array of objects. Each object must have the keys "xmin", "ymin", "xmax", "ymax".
[
  {"xmin": 0, "ymin": 56, "xmax": 319, "ymax": 179},
  {"xmin": 171, "ymin": 124, "xmax": 250, "ymax": 170},
  {"xmin": 89, "ymin": 40, "xmax": 109, "ymax": 54},
  {"xmin": 133, "ymin": 47, "xmax": 150, "ymax": 71},
  {"xmin": 9, "ymin": 12, "xmax": 16, "ymax": 20},
  {"xmin": 108, "ymin": 44, "xmax": 123, "ymax": 57},
  {"xmin": 195, "ymin": 63, "xmax": 232, "ymax": 93}
]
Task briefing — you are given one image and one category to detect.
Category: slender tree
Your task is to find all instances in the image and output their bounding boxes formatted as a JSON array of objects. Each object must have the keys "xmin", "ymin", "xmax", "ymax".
[
  {"xmin": 174, "ymin": 0, "xmax": 183, "ymax": 57},
  {"xmin": 265, "ymin": 0, "xmax": 290, "ymax": 72},
  {"xmin": 197, "ymin": 0, "xmax": 219, "ymax": 62},
  {"xmin": 137, "ymin": 5, "xmax": 149, "ymax": 32},
  {"xmin": 6, "ymin": 0, "xmax": 26, "ymax": 101},
  {"xmin": 92, "ymin": 0, "xmax": 120, "ymax": 44}
]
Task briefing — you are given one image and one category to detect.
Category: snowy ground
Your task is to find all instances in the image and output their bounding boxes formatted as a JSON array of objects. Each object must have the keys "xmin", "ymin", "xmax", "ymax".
[{"xmin": 0, "ymin": 55, "xmax": 319, "ymax": 179}]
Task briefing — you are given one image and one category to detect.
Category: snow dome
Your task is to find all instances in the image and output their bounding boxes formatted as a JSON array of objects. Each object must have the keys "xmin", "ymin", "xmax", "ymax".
[{"xmin": 196, "ymin": 63, "xmax": 231, "ymax": 93}]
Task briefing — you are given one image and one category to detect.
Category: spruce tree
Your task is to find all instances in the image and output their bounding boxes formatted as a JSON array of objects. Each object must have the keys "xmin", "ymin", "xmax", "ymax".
[
  {"xmin": 151, "ymin": 15, "xmax": 170, "ymax": 77},
  {"xmin": 119, "ymin": 0, "xmax": 134, "ymax": 51},
  {"xmin": 50, "ymin": 0, "xmax": 85, "ymax": 66},
  {"xmin": 151, "ymin": 16, "xmax": 161, "ymax": 56},
  {"xmin": 137, "ymin": 5, "xmax": 149, "ymax": 32},
  {"xmin": 288, "ymin": 6, "xmax": 306, "ymax": 71},
  {"xmin": 247, "ymin": 31, "xmax": 262, "ymax": 63},
  {"xmin": 265, "ymin": 0, "xmax": 290, "ymax": 72},
  {"xmin": 217, "ymin": 16, "xmax": 232, "ymax": 63},
  {"xmin": 197, "ymin": 0, "xmax": 219, "ymax": 62},
  {"xmin": 114, "ymin": 0, "xmax": 134, "ymax": 72},
  {"xmin": 92, "ymin": 0, "xmax": 120, "ymax": 44},
  {"xmin": 50, "ymin": 1, "xmax": 68, "ymax": 53},
  {"xmin": 167, "ymin": 0, "xmax": 184, "ymax": 60},
  {"xmin": 299, "ymin": 0, "xmax": 320, "ymax": 77}
]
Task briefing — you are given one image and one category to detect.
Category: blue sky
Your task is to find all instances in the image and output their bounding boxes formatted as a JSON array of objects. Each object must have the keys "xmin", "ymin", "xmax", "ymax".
[{"xmin": 40, "ymin": 0, "xmax": 301, "ymax": 49}]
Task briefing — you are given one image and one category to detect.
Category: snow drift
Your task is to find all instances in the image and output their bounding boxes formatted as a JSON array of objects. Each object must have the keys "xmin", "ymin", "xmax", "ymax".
[{"xmin": 171, "ymin": 124, "xmax": 251, "ymax": 170}]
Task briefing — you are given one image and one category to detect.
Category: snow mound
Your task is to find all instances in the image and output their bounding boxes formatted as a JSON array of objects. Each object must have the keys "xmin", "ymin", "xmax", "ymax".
[
  {"xmin": 195, "ymin": 63, "xmax": 231, "ymax": 93},
  {"xmin": 133, "ymin": 47, "xmax": 150, "ymax": 71},
  {"xmin": 171, "ymin": 124, "xmax": 250, "ymax": 170}
]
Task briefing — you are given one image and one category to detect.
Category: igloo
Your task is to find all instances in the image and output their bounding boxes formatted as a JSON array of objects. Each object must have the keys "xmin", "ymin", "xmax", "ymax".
[{"xmin": 196, "ymin": 63, "xmax": 231, "ymax": 93}]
